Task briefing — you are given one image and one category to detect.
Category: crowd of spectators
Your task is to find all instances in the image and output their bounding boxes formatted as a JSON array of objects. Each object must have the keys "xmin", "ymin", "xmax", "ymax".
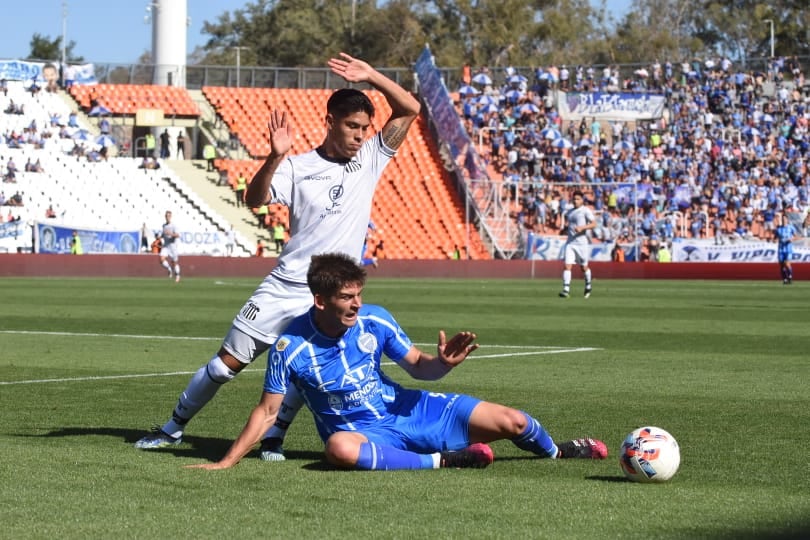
[{"xmin": 458, "ymin": 56, "xmax": 810, "ymax": 251}]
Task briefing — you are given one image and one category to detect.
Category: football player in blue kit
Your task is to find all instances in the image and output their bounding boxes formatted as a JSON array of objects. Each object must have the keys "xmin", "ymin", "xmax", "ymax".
[
  {"xmin": 188, "ymin": 253, "xmax": 607, "ymax": 471},
  {"xmin": 775, "ymin": 213, "xmax": 800, "ymax": 284}
]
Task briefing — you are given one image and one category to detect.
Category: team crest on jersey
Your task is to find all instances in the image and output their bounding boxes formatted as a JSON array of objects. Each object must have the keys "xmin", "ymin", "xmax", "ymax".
[
  {"xmin": 327, "ymin": 394, "xmax": 343, "ymax": 411},
  {"xmin": 358, "ymin": 332, "xmax": 377, "ymax": 354},
  {"xmin": 275, "ymin": 338, "xmax": 290, "ymax": 352},
  {"xmin": 329, "ymin": 185, "xmax": 344, "ymax": 204}
]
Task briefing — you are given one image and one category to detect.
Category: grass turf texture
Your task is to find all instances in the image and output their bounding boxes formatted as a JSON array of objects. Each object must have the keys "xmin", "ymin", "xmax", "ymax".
[{"xmin": 1, "ymin": 277, "xmax": 808, "ymax": 539}]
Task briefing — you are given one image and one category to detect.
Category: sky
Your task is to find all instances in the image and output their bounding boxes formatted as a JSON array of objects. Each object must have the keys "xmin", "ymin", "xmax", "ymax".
[
  {"xmin": 4, "ymin": 0, "xmax": 249, "ymax": 64},
  {"xmin": 4, "ymin": 0, "xmax": 631, "ymax": 65}
]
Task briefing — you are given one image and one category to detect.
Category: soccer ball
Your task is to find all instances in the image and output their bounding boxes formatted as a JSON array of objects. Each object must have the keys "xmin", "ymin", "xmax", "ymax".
[{"xmin": 619, "ymin": 426, "xmax": 680, "ymax": 483}]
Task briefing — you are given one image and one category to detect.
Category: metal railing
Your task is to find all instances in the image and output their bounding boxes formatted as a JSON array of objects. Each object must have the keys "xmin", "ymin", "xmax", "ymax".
[{"xmin": 77, "ymin": 56, "xmax": 809, "ymax": 92}]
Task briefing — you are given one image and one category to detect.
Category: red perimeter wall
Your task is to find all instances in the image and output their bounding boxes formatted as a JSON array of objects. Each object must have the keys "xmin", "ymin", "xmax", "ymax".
[{"xmin": 0, "ymin": 254, "xmax": 805, "ymax": 280}]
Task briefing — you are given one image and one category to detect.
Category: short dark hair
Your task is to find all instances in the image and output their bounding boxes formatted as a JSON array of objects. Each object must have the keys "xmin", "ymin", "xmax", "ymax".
[
  {"xmin": 326, "ymin": 88, "xmax": 374, "ymax": 120},
  {"xmin": 573, "ymin": 190, "xmax": 585, "ymax": 199},
  {"xmin": 307, "ymin": 253, "xmax": 367, "ymax": 297}
]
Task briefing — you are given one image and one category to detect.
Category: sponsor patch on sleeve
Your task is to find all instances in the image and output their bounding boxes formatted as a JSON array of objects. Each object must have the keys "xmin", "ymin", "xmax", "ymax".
[{"xmin": 275, "ymin": 337, "xmax": 290, "ymax": 352}]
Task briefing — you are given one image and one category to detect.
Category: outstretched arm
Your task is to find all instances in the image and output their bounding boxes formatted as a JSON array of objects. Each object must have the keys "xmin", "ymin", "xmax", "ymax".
[
  {"xmin": 245, "ymin": 110, "xmax": 294, "ymax": 208},
  {"xmin": 397, "ymin": 330, "xmax": 479, "ymax": 381},
  {"xmin": 328, "ymin": 52, "xmax": 420, "ymax": 150},
  {"xmin": 185, "ymin": 391, "xmax": 283, "ymax": 470}
]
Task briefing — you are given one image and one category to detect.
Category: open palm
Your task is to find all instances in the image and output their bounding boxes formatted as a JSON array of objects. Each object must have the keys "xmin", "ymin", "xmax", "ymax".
[{"xmin": 268, "ymin": 109, "xmax": 293, "ymax": 156}]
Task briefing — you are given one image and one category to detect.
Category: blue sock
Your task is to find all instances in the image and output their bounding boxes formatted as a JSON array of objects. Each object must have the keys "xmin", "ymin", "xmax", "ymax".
[
  {"xmin": 356, "ymin": 442, "xmax": 436, "ymax": 470},
  {"xmin": 511, "ymin": 411, "xmax": 558, "ymax": 458}
]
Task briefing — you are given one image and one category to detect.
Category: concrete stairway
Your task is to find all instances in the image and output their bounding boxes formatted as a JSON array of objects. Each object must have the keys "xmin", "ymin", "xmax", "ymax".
[{"xmin": 164, "ymin": 157, "xmax": 272, "ymax": 255}]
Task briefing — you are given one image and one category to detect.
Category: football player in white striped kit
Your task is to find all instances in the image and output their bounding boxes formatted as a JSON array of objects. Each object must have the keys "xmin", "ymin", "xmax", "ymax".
[
  {"xmin": 159, "ymin": 210, "xmax": 181, "ymax": 282},
  {"xmin": 559, "ymin": 190, "xmax": 597, "ymax": 298},
  {"xmin": 135, "ymin": 53, "xmax": 420, "ymax": 457}
]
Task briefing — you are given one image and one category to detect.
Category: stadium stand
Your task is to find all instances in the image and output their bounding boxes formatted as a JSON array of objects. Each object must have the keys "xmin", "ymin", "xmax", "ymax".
[
  {"xmin": 68, "ymin": 84, "xmax": 200, "ymax": 117},
  {"xmin": 0, "ymin": 79, "xmax": 251, "ymax": 255},
  {"xmin": 9, "ymin": 55, "xmax": 805, "ymax": 260},
  {"xmin": 2, "ymin": 75, "xmax": 490, "ymax": 259},
  {"xmin": 452, "ymin": 57, "xmax": 810, "ymax": 257}
]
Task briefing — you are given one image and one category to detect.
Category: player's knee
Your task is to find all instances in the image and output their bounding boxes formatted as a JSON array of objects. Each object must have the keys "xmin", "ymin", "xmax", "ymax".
[
  {"xmin": 324, "ymin": 435, "xmax": 360, "ymax": 468},
  {"xmin": 206, "ymin": 355, "xmax": 237, "ymax": 384},
  {"xmin": 503, "ymin": 408, "xmax": 529, "ymax": 436},
  {"xmin": 217, "ymin": 348, "xmax": 249, "ymax": 373}
]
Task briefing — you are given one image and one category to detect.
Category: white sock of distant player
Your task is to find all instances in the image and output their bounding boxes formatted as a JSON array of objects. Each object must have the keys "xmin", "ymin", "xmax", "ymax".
[
  {"xmin": 562, "ymin": 269, "xmax": 571, "ymax": 292},
  {"xmin": 263, "ymin": 384, "xmax": 305, "ymax": 441},
  {"xmin": 161, "ymin": 260, "xmax": 172, "ymax": 273},
  {"xmin": 173, "ymin": 264, "xmax": 180, "ymax": 277},
  {"xmin": 161, "ymin": 355, "xmax": 235, "ymax": 439},
  {"xmin": 584, "ymin": 268, "xmax": 592, "ymax": 288}
]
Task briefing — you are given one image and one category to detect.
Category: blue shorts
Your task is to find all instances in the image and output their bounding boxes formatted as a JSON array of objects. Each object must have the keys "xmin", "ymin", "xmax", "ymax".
[
  {"xmin": 778, "ymin": 245, "xmax": 793, "ymax": 263},
  {"xmin": 358, "ymin": 389, "xmax": 481, "ymax": 453}
]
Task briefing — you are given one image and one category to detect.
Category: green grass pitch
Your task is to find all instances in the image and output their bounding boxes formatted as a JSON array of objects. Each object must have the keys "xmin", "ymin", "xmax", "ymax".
[{"xmin": 1, "ymin": 277, "xmax": 808, "ymax": 539}]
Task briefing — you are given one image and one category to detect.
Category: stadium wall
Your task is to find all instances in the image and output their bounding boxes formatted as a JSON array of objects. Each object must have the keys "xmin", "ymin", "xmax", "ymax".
[{"xmin": 0, "ymin": 254, "xmax": 806, "ymax": 280}]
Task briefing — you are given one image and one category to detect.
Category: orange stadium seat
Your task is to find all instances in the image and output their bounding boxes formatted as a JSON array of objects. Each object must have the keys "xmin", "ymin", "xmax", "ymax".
[{"xmin": 69, "ymin": 84, "xmax": 199, "ymax": 117}]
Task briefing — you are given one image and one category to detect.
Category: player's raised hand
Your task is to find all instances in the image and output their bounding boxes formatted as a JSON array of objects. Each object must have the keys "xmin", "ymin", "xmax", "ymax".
[
  {"xmin": 436, "ymin": 330, "xmax": 478, "ymax": 368},
  {"xmin": 268, "ymin": 109, "xmax": 293, "ymax": 157},
  {"xmin": 328, "ymin": 53, "xmax": 373, "ymax": 84}
]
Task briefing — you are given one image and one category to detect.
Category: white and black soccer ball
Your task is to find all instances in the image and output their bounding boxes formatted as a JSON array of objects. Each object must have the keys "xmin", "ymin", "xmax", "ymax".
[{"xmin": 619, "ymin": 426, "xmax": 680, "ymax": 483}]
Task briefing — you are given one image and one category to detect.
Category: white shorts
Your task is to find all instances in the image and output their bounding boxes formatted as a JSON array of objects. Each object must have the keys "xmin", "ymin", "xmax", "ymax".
[
  {"xmin": 224, "ymin": 275, "xmax": 312, "ymax": 364},
  {"xmin": 160, "ymin": 243, "xmax": 179, "ymax": 261},
  {"xmin": 564, "ymin": 243, "xmax": 589, "ymax": 266}
]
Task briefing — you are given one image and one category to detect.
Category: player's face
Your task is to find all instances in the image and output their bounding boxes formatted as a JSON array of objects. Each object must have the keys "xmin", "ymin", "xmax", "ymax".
[
  {"xmin": 315, "ymin": 282, "xmax": 364, "ymax": 337},
  {"xmin": 325, "ymin": 112, "xmax": 371, "ymax": 159},
  {"xmin": 573, "ymin": 194, "xmax": 584, "ymax": 207}
]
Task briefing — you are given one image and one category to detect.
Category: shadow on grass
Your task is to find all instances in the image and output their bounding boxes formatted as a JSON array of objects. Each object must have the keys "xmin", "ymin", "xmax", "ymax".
[
  {"xmin": 585, "ymin": 474, "xmax": 633, "ymax": 483},
  {"xmin": 18, "ymin": 426, "xmax": 323, "ymax": 463}
]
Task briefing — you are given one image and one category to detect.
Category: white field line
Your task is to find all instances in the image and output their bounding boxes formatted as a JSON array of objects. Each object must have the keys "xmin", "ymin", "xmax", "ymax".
[{"xmin": 0, "ymin": 330, "xmax": 601, "ymax": 386}]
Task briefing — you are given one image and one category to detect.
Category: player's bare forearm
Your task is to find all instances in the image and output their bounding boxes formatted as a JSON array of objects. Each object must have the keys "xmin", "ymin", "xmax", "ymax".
[
  {"xmin": 381, "ymin": 116, "xmax": 416, "ymax": 150},
  {"xmin": 186, "ymin": 397, "xmax": 279, "ymax": 470},
  {"xmin": 245, "ymin": 153, "xmax": 285, "ymax": 208},
  {"xmin": 400, "ymin": 331, "xmax": 478, "ymax": 381},
  {"xmin": 365, "ymin": 68, "xmax": 420, "ymax": 120},
  {"xmin": 370, "ymin": 73, "xmax": 420, "ymax": 149}
]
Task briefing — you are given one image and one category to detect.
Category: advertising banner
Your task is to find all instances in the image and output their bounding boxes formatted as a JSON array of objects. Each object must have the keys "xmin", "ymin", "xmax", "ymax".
[
  {"xmin": 560, "ymin": 92, "xmax": 666, "ymax": 121},
  {"xmin": 36, "ymin": 223, "xmax": 140, "ymax": 254}
]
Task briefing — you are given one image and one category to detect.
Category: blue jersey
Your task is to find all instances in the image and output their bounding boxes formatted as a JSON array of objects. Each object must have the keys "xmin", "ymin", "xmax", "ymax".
[
  {"xmin": 265, "ymin": 304, "xmax": 413, "ymax": 439},
  {"xmin": 265, "ymin": 304, "xmax": 480, "ymax": 451},
  {"xmin": 775, "ymin": 223, "xmax": 797, "ymax": 247},
  {"xmin": 775, "ymin": 223, "xmax": 797, "ymax": 263}
]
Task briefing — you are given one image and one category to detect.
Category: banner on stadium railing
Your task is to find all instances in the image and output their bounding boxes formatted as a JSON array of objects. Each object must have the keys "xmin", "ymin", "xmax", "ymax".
[
  {"xmin": 64, "ymin": 63, "xmax": 97, "ymax": 86},
  {"xmin": 524, "ymin": 234, "xmax": 810, "ymax": 263},
  {"xmin": 0, "ymin": 220, "xmax": 26, "ymax": 239},
  {"xmin": 672, "ymin": 239, "xmax": 810, "ymax": 263},
  {"xmin": 414, "ymin": 46, "xmax": 488, "ymax": 180},
  {"xmin": 525, "ymin": 233, "xmax": 614, "ymax": 261},
  {"xmin": 0, "ymin": 59, "xmax": 97, "ymax": 85},
  {"xmin": 560, "ymin": 92, "xmax": 666, "ymax": 121},
  {"xmin": 35, "ymin": 223, "xmax": 232, "ymax": 255},
  {"xmin": 0, "ymin": 60, "xmax": 48, "ymax": 82},
  {"xmin": 0, "ymin": 220, "xmax": 27, "ymax": 252},
  {"xmin": 36, "ymin": 223, "xmax": 140, "ymax": 254}
]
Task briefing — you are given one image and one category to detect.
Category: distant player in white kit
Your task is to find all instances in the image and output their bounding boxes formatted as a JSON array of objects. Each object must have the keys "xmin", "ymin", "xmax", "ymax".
[
  {"xmin": 159, "ymin": 210, "xmax": 181, "ymax": 283},
  {"xmin": 559, "ymin": 190, "xmax": 596, "ymax": 298},
  {"xmin": 134, "ymin": 52, "xmax": 421, "ymax": 456}
]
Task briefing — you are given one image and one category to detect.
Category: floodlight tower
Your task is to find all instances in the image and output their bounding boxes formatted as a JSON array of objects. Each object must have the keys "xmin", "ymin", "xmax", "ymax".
[{"xmin": 149, "ymin": 0, "xmax": 187, "ymax": 88}]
